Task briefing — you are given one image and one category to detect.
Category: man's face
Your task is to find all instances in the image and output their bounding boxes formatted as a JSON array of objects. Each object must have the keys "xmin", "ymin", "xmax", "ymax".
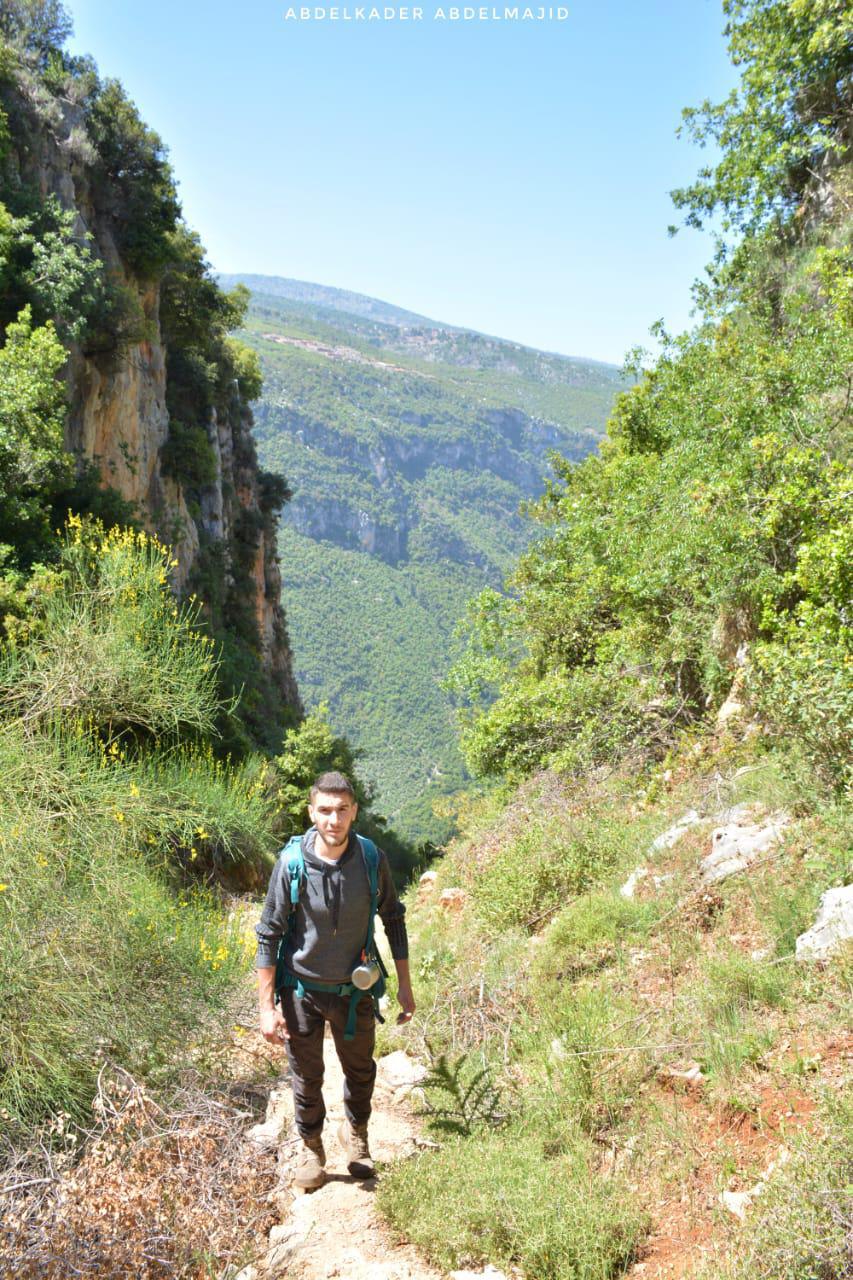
[{"xmin": 308, "ymin": 790, "xmax": 358, "ymax": 849}]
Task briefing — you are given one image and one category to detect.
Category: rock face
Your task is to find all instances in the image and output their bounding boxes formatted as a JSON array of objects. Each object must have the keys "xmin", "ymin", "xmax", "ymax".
[
  {"xmin": 795, "ymin": 886, "xmax": 853, "ymax": 961},
  {"xmin": 13, "ymin": 85, "xmax": 300, "ymax": 726},
  {"xmin": 699, "ymin": 805, "xmax": 792, "ymax": 885}
]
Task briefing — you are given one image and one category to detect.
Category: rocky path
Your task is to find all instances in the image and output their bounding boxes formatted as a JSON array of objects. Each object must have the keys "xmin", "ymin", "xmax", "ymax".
[{"xmin": 239, "ymin": 1038, "xmax": 448, "ymax": 1280}]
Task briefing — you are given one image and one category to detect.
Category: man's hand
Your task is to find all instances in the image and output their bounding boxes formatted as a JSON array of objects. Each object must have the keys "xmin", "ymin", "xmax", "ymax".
[
  {"xmin": 257, "ymin": 965, "xmax": 288, "ymax": 1045},
  {"xmin": 396, "ymin": 981, "xmax": 416, "ymax": 1024},
  {"xmin": 259, "ymin": 1005, "xmax": 289, "ymax": 1045},
  {"xmin": 393, "ymin": 958, "xmax": 416, "ymax": 1024}
]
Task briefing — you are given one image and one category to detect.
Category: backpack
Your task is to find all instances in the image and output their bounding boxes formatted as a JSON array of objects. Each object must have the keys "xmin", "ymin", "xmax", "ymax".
[{"xmin": 273, "ymin": 831, "xmax": 388, "ymax": 1040}]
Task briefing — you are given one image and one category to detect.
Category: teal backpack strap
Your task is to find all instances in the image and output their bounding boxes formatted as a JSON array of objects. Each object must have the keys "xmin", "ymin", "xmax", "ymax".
[
  {"xmin": 356, "ymin": 835, "xmax": 379, "ymax": 954},
  {"xmin": 355, "ymin": 835, "xmax": 387, "ymax": 1031},
  {"xmin": 274, "ymin": 836, "xmax": 305, "ymax": 1003}
]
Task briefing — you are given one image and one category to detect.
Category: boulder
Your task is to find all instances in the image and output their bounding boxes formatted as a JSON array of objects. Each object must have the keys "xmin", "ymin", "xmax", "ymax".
[
  {"xmin": 438, "ymin": 887, "xmax": 467, "ymax": 913},
  {"xmin": 699, "ymin": 807, "xmax": 791, "ymax": 884},
  {"xmin": 795, "ymin": 885, "xmax": 853, "ymax": 961}
]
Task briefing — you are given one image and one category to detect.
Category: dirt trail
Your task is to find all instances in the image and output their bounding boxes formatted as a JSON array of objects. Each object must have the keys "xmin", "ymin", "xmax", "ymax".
[{"xmin": 244, "ymin": 1035, "xmax": 447, "ymax": 1280}]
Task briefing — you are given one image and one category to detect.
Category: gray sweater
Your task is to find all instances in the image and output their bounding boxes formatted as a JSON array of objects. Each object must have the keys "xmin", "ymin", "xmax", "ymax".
[{"xmin": 254, "ymin": 828, "xmax": 408, "ymax": 984}]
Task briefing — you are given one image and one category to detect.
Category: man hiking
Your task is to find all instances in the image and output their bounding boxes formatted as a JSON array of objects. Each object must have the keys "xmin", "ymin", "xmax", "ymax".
[{"xmin": 255, "ymin": 771, "xmax": 416, "ymax": 1190}]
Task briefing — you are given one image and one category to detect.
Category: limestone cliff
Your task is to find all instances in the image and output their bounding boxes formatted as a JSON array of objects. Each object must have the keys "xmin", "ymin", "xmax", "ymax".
[{"xmin": 4, "ymin": 66, "xmax": 300, "ymax": 739}]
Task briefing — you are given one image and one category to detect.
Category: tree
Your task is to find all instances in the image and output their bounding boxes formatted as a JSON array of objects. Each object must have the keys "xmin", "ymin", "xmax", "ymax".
[
  {"xmin": 0, "ymin": 305, "xmax": 70, "ymax": 568},
  {"xmin": 672, "ymin": 0, "xmax": 852, "ymax": 237},
  {"xmin": 0, "ymin": 0, "xmax": 73, "ymax": 66}
]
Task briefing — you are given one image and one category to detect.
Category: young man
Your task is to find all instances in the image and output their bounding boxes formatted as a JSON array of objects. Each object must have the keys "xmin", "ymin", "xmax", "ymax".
[{"xmin": 255, "ymin": 771, "xmax": 416, "ymax": 1190}]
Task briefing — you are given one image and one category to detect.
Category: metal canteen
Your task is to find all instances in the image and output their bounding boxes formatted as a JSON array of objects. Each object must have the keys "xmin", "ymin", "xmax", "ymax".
[{"xmin": 351, "ymin": 958, "xmax": 381, "ymax": 990}]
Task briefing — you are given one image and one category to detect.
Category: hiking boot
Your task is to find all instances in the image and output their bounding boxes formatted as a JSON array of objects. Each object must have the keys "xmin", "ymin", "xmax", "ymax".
[
  {"xmin": 293, "ymin": 1134, "xmax": 326, "ymax": 1190},
  {"xmin": 337, "ymin": 1118, "xmax": 374, "ymax": 1178}
]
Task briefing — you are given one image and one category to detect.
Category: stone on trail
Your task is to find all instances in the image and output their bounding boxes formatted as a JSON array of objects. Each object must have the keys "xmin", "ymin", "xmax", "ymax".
[
  {"xmin": 377, "ymin": 1049, "xmax": 427, "ymax": 1091},
  {"xmin": 699, "ymin": 805, "xmax": 791, "ymax": 884},
  {"xmin": 795, "ymin": 885, "xmax": 853, "ymax": 961}
]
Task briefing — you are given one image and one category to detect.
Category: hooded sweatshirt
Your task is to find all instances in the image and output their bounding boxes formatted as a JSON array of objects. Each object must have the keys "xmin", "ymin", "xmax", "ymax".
[{"xmin": 254, "ymin": 827, "xmax": 408, "ymax": 985}]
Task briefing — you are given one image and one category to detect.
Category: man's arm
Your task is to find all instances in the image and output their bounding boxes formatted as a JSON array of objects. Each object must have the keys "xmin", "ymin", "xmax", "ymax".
[
  {"xmin": 255, "ymin": 857, "xmax": 291, "ymax": 1045},
  {"xmin": 375, "ymin": 850, "xmax": 416, "ymax": 1022},
  {"xmin": 258, "ymin": 965, "xmax": 288, "ymax": 1044},
  {"xmin": 392, "ymin": 956, "xmax": 416, "ymax": 1023}
]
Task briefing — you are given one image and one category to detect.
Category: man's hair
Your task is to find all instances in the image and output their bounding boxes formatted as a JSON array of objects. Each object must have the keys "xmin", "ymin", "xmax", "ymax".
[{"xmin": 310, "ymin": 771, "xmax": 356, "ymax": 802}]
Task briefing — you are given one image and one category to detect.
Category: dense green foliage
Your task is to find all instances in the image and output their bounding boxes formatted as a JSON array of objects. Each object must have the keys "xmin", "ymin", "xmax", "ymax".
[
  {"xmin": 380, "ymin": 742, "xmax": 851, "ymax": 1276},
  {"xmin": 236, "ymin": 280, "xmax": 624, "ymax": 840},
  {"xmin": 0, "ymin": 517, "xmax": 219, "ymax": 737},
  {"xmin": 672, "ymin": 0, "xmax": 852, "ymax": 237},
  {"xmin": 450, "ymin": 0, "xmax": 852, "ymax": 791},
  {"xmin": 270, "ymin": 706, "xmax": 421, "ymax": 877},
  {"xmin": 0, "ymin": 305, "xmax": 68, "ymax": 568},
  {"xmin": 0, "ymin": 517, "xmax": 278, "ymax": 1133}
]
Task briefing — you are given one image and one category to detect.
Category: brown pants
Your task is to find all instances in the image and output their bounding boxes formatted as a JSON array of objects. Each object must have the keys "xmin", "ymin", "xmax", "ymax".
[{"xmin": 281, "ymin": 987, "xmax": 377, "ymax": 1138}]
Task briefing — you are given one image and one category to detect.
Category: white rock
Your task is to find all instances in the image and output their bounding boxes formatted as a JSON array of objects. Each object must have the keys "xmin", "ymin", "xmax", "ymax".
[
  {"xmin": 417, "ymin": 870, "xmax": 438, "ymax": 901},
  {"xmin": 377, "ymin": 1049, "xmax": 427, "ymax": 1089},
  {"xmin": 651, "ymin": 810, "xmax": 702, "ymax": 851},
  {"xmin": 549, "ymin": 1036, "xmax": 568, "ymax": 1062},
  {"xmin": 268, "ymin": 1223, "xmax": 296, "ymax": 1246},
  {"xmin": 620, "ymin": 866, "xmax": 649, "ymax": 898},
  {"xmin": 658, "ymin": 1061, "xmax": 705, "ymax": 1088},
  {"xmin": 232, "ymin": 1267, "xmax": 258, "ymax": 1280},
  {"xmin": 245, "ymin": 1116, "xmax": 284, "ymax": 1149},
  {"xmin": 795, "ymin": 885, "xmax": 853, "ymax": 960},
  {"xmin": 699, "ymin": 810, "xmax": 791, "ymax": 884},
  {"xmin": 720, "ymin": 1183, "xmax": 765, "ymax": 1220}
]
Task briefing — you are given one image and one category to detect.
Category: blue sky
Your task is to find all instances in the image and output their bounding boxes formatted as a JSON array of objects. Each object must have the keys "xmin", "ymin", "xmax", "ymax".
[{"xmin": 68, "ymin": 1, "xmax": 737, "ymax": 364}]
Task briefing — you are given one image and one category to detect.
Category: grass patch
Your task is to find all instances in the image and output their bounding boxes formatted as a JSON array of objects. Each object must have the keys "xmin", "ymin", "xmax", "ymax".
[
  {"xmin": 0, "ymin": 721, "xmax": 269, "ymax": 1132},
  {"xmin": 379, "ymin": 1123, "xmax": 645, "ymax": 1279},
  {"xmin": 465, "ymin": 796, "xmax": 658, "ymax": 936}
]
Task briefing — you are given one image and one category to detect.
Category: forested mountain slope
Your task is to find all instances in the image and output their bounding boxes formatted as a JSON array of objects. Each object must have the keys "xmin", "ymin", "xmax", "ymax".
[{"xmin": 224, "ymin": 277, "xmax": 627, "ymax": 840}]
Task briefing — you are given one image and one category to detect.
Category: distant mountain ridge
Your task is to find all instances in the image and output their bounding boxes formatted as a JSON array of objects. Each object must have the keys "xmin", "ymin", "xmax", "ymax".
[
  {"xmin": 218, "ymin": 273, "xmax": 621, "ymax": 374},
  {"xmin": 218, "ymin": 273, "xmax": 446, "ymax": 330},
  {"xmin": 230, "ymin": 274, "xmax": 628, "ymax": 840}
]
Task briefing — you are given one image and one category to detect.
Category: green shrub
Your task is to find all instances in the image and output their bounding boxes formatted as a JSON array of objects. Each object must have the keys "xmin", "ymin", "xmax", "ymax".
[
  {"xmin": 379, "ymin": 1123, "xmax": 645, "ymax": 1279},
  {"xmin": 160, "ymin": 417, "xmax": 218, "ymax": 490},
  {"xmin": 0, "ymin": 516, "xmax": 219, "ymax": 738},
  {"xmin": 0, "ymin": 305, "xmax": 70, "ymax": 570},
  {"xmin": 469, "ymin": 814, "xmax": 627, "ymax": 936},
  {"xmin": 0, "ymin": 721, "xmax": 256, "ymax": 1130},
  {"xmin": 86, "ymin": 78, "xmax": 180, "ymax": 278},
  {"xmin": 536, "ymin": 890, "xmax": 658, "ymax": 979}
]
